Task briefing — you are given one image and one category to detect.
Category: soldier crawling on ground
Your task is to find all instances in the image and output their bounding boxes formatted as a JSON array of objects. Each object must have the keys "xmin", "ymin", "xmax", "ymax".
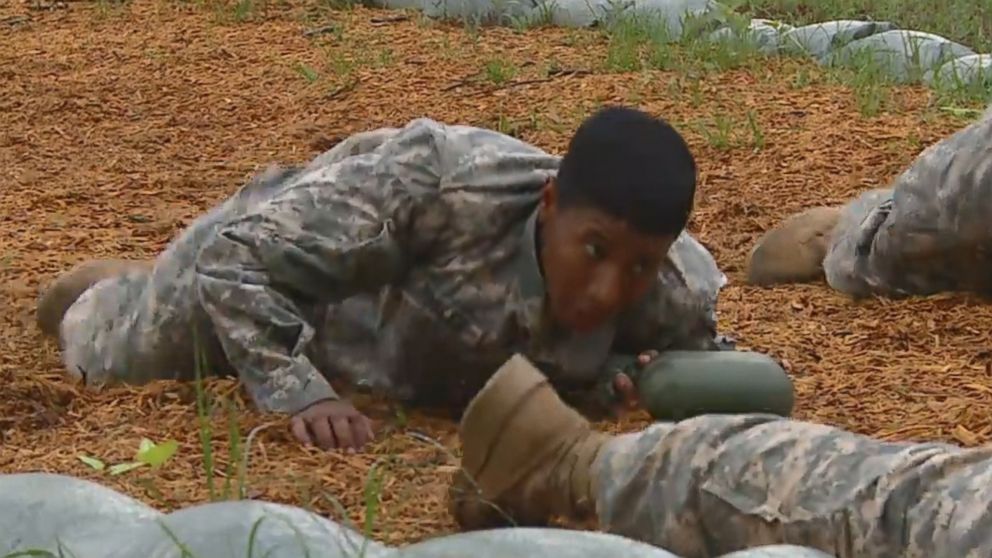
[
  {"xmin": 745, "ymin": 103, "xmax": 992, "ymax": 299},
  {"xmin": 36, "ymin": 106, "xmax": 729, "ymax": 452},
  {"xmin": 449, "ymin": 353, "xmax": 992, "ymax": 558}
]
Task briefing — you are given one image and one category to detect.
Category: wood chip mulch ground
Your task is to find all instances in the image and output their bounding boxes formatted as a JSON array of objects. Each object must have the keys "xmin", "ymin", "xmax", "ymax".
[{"xmin": 2, "ymin": 0, "xmax": 990, "ymax": 546}]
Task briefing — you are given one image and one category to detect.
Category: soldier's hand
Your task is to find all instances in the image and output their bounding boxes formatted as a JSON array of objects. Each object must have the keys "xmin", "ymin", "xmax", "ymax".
[
  {"xmin": 611, "ymin": 372, "xmax": 639, "ymax": 411},
  {"xmin": 636, "ymin": 349, "xmax": 660, "ymax": 368},
  {"xmin": 290, "ymin": 399, "xmax": 375, "ymax": 451},
  {"xmin": 611, "ymin": 350, "xmax": 659, "ymax": 412}
]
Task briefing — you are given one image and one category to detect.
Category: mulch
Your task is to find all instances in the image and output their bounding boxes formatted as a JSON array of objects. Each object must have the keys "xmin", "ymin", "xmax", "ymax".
[{"xmin": 1, "ymin": 0, "xmax": 990, "ymax": 546}]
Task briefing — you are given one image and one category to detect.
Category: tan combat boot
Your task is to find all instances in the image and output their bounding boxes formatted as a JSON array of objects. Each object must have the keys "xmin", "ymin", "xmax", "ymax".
[
  {"xmin": 745, "ymin": 205, "xmax": 842, "ymax": 286},
  {"xmin": 36, "ymin": 259, "xmax": 153, "ymax": 338},
  {"xmin": 448, "ymin": 354, "xmax": 611, "ymax": 530}
]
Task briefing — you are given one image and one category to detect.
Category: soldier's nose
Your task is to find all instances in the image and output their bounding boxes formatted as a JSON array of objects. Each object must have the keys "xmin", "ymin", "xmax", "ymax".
[{"xmin": 586, "ymin": 267, "xmax": 624, "ymax": 313}]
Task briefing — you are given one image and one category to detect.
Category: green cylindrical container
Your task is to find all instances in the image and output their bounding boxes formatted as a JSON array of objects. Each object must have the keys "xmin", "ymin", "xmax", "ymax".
[{"xmin": 632, "ymin": 351, "xmax": 795, "ymax": 421}]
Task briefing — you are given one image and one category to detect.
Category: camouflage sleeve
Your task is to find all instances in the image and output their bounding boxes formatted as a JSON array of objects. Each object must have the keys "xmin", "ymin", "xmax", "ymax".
[
  {"xmin": 194, "ymin": 119, "xmax": 448, "ymax": 415},
  {"xmin": 594, "ymin": 414, "xmax": 991, "ymax": 557},
  {"xmin": 612, "ymin": 233, "xmax": 728, "ymax": 354},
  {"xmin": 303, "ymin": 126, "xmax": 402, "ymax": 171}
]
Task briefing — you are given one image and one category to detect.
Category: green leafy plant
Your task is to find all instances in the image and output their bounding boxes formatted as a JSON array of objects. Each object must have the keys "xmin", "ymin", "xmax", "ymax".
[{"xmin": 77, "ymin": 437, "xmax": 179, "ymax": 476}]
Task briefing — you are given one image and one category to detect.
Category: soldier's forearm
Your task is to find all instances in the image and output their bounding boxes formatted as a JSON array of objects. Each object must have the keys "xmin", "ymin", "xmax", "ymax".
[
  {"xmin": 198, "ymin": 300, "xmax": 341, "ymax": 414},
  {"xmin": 193, "ymin": 235, "xmax": 343, "ymax": 415},
  {"xmin": 240, "ymin": 357, "xmax": 341, "ymax": 415},
  {"xmin": 593, "ymin": 414, "xmax": 988, "ymax": 558}
]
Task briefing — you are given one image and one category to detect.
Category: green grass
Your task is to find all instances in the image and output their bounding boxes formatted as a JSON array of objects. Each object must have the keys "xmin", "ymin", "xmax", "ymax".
[
  {"xmin": 483, "ymin": 58, "xmax": 519, "ymax": 84},
  {"xmin": 736, "ymin": 0, "xmax": 992, "ymax": 53},
  {"xmin": 597, "ymin": 8, "xmax": 991, "ymax": 115},
  {"xmin": 600, "ymin": 10, "xmax": 773, "ymax": 74}
]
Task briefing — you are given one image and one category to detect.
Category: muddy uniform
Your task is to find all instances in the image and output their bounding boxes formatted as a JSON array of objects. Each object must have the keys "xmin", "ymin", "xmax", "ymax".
[
  {"xmin": 823, "ymin": 108, "xmax": 992, "ymax": 298},
  {"xmin": 59, "ymin": 118, "xmax": 726, "ymax": 415},
  {"xmin": 595, "ymin": 413, "xmax": 992, "ymax": 558}
]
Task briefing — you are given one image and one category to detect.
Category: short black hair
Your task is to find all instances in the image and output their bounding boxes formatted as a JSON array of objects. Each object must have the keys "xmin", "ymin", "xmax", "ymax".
[{"xmin": 556, "ymin": 106, "xmax": 696, "ymax": 237}]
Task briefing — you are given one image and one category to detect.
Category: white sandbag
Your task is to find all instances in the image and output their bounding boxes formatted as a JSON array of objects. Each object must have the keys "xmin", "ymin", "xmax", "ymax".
[
  {"xmin": 397, "ymin": 528, "xmax": 683, "ymax": 557},
  {"xmin": 779, "ymin": 20, "xmax": 896, "ymax": 60},
  {"xmin": 0, "ymin": 472, "xmax": 839, "ymax": 557},
  {"xmin": 109, "ymin": 500, "xmax": 390, "ymax": 558},
  {"xmin": 823, "ymin": 29, "xmax": 976, "ymax": 83},
  {"xmin": 420, "ymin": 0, "xmax": 539, "ymax": 25},
  {"xmin": 924, "ymin": 53, "xmax": 992, "ymax": 88},
  {"xmin": 707, "ymin": 18, "xmax": 795, "ymax": 55},
  {"xmin": 0, "ymin": 472, "xmax": 162, "ymax": 557}
]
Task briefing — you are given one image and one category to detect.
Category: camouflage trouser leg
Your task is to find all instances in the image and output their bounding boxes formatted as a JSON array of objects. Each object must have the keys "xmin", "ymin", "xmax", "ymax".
[
  {"xmin": 59, "ymin": 268, "xmax": 158, "ymax": 385},
  {"xmin": 57, "ymin": 165, "xmax": 310, "ymax": 388},
  {"xmin": 824, "ymin": 110, "xmax": 992, "ymax": 297},
  {"xmin": 593, "ymin": 414, "xmax": 992, "ymax": 558},
  {"xmin": 58, "ymin": 262, "xmax": 213, "ymax": 387}
]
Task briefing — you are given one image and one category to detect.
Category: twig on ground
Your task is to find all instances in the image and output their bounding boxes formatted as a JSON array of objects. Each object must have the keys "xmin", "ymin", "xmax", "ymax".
[
  {"xmin": 303, "ymin": 24, "xmax": 338, "ymax": 37},
  {"xmin": 326, "ymin": 80, "xmax": 359, "ymax": 100},
  {"xmin": 441, "ymin": 72, "xmax": 482, "ymax": 92},
  {"xmin": 443, "ymin": 68, "xmax": 592, "ymax": 94},
  {"xmin": 475, "ymin": 68, "xmax": 593, "ymax": 95},
  {"xmin": 371, "ymin": 14, "xmax": 410, "ymax": 25},
  {"xmin": 3, "ymin": 15, "xmax": 30, "ymax": 27}
]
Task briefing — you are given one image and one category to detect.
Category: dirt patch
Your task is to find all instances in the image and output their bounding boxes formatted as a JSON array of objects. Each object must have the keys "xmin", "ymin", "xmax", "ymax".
[{"xmin": 1, "ymin": 0, "xmax": 990, "ymax": 546}]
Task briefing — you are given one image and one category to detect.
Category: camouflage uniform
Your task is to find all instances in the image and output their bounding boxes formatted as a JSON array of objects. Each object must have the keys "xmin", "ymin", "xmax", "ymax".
[
  {"xmin": 595, "ymin": 413, "xmax": 992, "ymax": 558},
  {"xmin": 823, "ymin": 108, "xmax": 992, "ymax": 298},
  {"xmin": 60, "ymin": 118, "xmax": 726, "ymax": 415}
]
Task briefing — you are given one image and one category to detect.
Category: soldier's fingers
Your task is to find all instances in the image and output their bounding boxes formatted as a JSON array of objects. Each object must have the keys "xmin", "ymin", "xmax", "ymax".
[
  {"xmin": 354, "ymin": 415, "xmax": 375, "ymax": 445},
  {"xmin": 626, "ymin": 393, "xmax": 640, "ymax": 409},
  {"xmin": 331, "ymin": 416, "xmax": 355, "ymax": 450},
  {"xmin": 637, "ymin": 350, "xmax": 659, "ymax": 364},
  {"xmin": 362, "ymin": 415, "xmax": 375, "ymax": 442},
  {"xmin": 614, "ymin": 373, "xmax": 637, "ymax": 401},
  {"xmin": 290, "ymin": 416, "xmax": 313, "ymax": 447},
  {"xmin": 310, "ymin": 416, "xmax": 337, "ymax": 451},
  {"xmin": 350, "ymin": 418, "xmax": 370, "ymax": 449}
]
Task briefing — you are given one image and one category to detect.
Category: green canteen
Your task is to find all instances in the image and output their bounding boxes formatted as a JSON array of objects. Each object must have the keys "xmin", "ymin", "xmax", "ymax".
[{"xmin": 632, "ymin": 350, "xmax": 795, "ymax": 421}]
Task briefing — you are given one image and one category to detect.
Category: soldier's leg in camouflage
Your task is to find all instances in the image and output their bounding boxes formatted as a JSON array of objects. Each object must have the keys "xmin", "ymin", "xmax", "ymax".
[
  {"xmin": 451, "ymin": 354, "xmax": 992, "ymax": 558},
  {"xmin": 50, "ymin": 260, "xmax": 180, "ymax": 387},
  {"xmin": 745, "ymin": 206, "xmax": 842, "ymax": 287},
  {"xmin": 40, "ymin": 165, "xmax": 306, "ymax": 388},
  {"xmin": 36, "ymin": 259, "xmax": 154, "ymax": 338}
]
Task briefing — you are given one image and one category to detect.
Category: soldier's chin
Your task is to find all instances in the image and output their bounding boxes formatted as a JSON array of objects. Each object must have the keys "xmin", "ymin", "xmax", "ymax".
[{"xmin": 559, "ymin": 307, "xmax": 608, "ymax": 333}]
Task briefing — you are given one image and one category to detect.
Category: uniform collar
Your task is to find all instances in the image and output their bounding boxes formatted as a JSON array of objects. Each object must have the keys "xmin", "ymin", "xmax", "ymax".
[{"xmin": 515, "ymin": 207, "xmax": 547, "ymax": 304}]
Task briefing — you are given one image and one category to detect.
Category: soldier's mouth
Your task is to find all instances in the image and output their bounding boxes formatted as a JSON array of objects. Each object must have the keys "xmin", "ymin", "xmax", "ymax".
[{"xmin": 568, "ymin": 308, "xmax": 606, "ymax": 332}]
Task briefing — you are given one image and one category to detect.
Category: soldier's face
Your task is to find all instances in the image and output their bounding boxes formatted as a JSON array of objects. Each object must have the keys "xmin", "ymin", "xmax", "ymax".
[{"xmin": 537, "ymin": 179, "xmax": 674, "ymax": 333}]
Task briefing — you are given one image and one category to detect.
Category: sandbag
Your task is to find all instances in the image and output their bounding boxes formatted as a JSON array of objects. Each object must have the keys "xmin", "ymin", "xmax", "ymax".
[
  {"xmin": 823, "ymin": 30, "xmax": 976, "ymax": 83},
  {"xmin": 0, "ymin": 472, "xmax": 388, "ymax": 558},
  {"xmin": 0, "ymin": 472, "xmax": 161, "ymax": 556},
  {"xmin": 779, "ymin": 20, "xmax": 896, "ymax": 60},
  {"xmin": 392, "ymin": 0, "xmax": 722, "ymax": 32},
  {"xmin": 399, "ymin": 530, "xmax": 835, "ymax": 557},
  {"xmin": 108, "ymin": 500, "xmax": 391, "ymax": 558},
  {"xmin": 707, "ymin": 18, "xmax": 795, "ymax": 55},
  {"xmin": 925, "ymin": 53, "xmax": 992, "ymax": 88},
  {"xmin": 823, "ymin": 110, "xmax": 992, "ymax": 298},
  {"xmin": 397, "ymin": 528, "xmax": 682, "ymax": 557},
  {"xmin": 0, "ymin": 472, "xmax": 840, "ymax": 557},
  {"xmin": 718, "ymin": 546, "xmax": 835, "ymax": 558}
]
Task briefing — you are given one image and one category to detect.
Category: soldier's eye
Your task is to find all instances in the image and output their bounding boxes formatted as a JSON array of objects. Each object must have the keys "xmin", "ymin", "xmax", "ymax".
[{"xmin": 585, "ymin": 243, "xmax": 605, "ymax": 259}]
